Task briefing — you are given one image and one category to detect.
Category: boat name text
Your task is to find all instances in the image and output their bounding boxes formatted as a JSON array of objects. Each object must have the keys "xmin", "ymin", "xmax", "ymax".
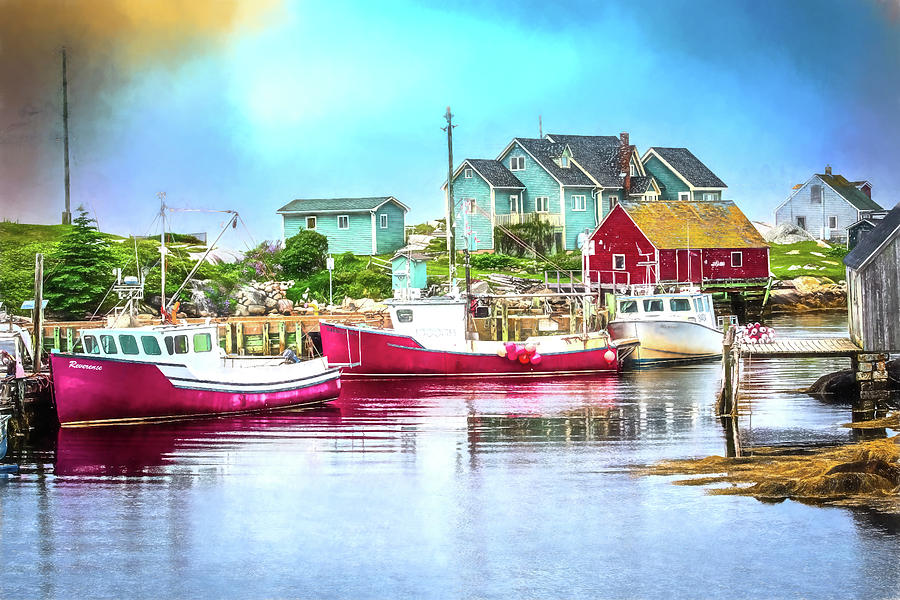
[{"xmin": 69, "ymin": 360, "xmax": 103, "ymax": 371}]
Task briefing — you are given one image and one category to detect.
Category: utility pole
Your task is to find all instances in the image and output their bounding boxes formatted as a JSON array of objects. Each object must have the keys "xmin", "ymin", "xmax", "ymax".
[
  {"xmin": 33, "ymin": 253, "xmax": 44, "ymax": 374},
  {"xmin": 61, "ymin": 48, "xmax": 72, "ymax": 225},
  {"xmin": 442, "ymin": 107, "xmax": 457, "ymax": 287}
]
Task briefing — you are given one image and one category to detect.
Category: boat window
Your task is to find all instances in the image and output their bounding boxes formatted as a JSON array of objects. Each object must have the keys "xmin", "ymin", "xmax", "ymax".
[
  {"xmin": 84, "ymin": 335, "xmax": 100, "ymax": 354},
  {"xmin": 119, "ymin": 334, "xmax": 140, "ymax": 355},
  {"xmin": 174, "ymin": 335, "xmax": 189, "ymax": 354},
  {"xmin": 164, "ymin": 336, "xmax": 174, "ymax": 355},
  {"xmin": 642, "ymin": 299, "xmax": 663, "ymax": 312},
  {"xmin": 619, "ymin": 300, "xmax": 638, "ymax": 314},
  {"xmin": 141, "ymin": 336, "xmax": 162, "ymax": 355},
  {"xmin": 693, "ymin": 298, "xmax": 704, "ymax": 313},
  {"xmin": 396, "ymin": 309, "xmax": 413, "ymax": 323},
  {"xmin": 193, "ymin": 333, "xmax": 212, "ymax": 353},
  {"xmin": 670, "ymin": 298, "xmax": 692, "ymax": 312},
  {"xmin": 100, "ymin": 335, "xmax": 118, "ymax": 354}
]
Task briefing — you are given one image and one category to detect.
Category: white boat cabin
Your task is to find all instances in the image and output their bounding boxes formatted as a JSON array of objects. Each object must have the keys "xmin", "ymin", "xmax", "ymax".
[
  {"xmin": 614, "ymin": 293, "xmax": 717, "ymax": 328},
  {"xmin": 76, "ymin": 324, "xmax": 222, "ymax": 366},
  {"xmin": 386, "ymin": 297, "xmax": 469, "ymax": 349}
]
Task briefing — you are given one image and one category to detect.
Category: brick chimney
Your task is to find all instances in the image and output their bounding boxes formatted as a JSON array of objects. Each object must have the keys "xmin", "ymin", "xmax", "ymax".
[
  {"xmin": 619, "ymin": 132, "xmax": 631, "ymax": 193},
  {"xmin": 825, "ymin": 164, "xmax": 832, "ymax": 176}
]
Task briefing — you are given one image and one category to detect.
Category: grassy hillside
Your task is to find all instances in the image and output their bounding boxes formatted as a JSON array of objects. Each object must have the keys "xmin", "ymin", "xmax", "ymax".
[
  {"xmin": 768, "ymin": 241, "xmax": 848, "ymax": 281},
  {"xmin": 0, "ymin": 221, "xmax": 72, "ymax": 245}
]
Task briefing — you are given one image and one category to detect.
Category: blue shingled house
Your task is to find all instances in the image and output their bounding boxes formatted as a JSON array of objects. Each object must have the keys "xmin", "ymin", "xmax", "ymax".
[
  {"xmin": 277, "ymin": 196, "xmax": 409, "ymax": 255},
  {"xmin": 641, "ymin": 147, "xmax": 728, "ymax": 202},
  {"xmin": 774, "ymin": 166, "xmax": 883, "ymax": 242},
  {"xmin": 444, "ymin": 132, "xmax": 661, "ymax": 252}
]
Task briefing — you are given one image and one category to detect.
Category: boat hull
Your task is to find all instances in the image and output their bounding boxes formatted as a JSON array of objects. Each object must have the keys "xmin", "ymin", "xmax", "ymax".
[
  {"xmin": 607, "ymin": 319, "xmax": 722, "ymax": 365},
  {"xmin": 49, "ymin": 353, "xmax": 341, "ymax": 426},
  {"xmin": 320, "ymin": 322, "xmax": 621, "ymax": 377}
]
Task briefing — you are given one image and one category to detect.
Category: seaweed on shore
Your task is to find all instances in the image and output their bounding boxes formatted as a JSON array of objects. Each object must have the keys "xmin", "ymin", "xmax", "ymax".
[{"xmin": 638, "ymin": 436, "xmax": 900, "ymax": 513}]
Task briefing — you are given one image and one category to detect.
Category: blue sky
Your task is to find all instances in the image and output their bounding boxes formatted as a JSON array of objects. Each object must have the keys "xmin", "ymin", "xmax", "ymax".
[{"xmin": 2, "ymin": 0, "xmax": 899, "ymax": 246}]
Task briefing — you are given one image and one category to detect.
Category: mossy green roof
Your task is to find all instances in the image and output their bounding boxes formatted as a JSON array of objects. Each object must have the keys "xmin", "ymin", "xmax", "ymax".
[{"xmin": 621, "ymin": 200, "xmax": 767, "ymax": 249}]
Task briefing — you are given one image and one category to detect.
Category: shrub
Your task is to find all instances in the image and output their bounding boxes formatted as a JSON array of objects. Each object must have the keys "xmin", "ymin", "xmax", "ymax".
[
  {"xmin": 469, "ymin": 253, "xmax": 519, "ymax": 270},
  {"xmin": 494, "ymin": 221, "xmax": 555, "ymax": 256},
  {"xmin": 281, "ymin": 230, "xmax": 328, "ymax": 278}
]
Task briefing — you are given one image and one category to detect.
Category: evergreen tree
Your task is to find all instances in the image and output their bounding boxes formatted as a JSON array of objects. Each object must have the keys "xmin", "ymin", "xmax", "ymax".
[{"xmin": 44, "ymin": 207, "xmax": 117, "ymax": 318}]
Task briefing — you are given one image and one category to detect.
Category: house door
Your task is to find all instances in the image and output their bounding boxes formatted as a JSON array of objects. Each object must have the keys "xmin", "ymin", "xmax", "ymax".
[
  {"xmin": 677, "ymin": 249, "xmax": 702, "ymax": 283},
  {"xmin": 510, "ymin": 195, "xmax": 520, "ymax": 214}
]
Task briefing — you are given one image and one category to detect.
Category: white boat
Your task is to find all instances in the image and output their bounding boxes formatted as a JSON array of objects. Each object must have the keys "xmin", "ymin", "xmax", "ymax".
[{"xmin": 607, "ymin": 291, "xmax": 723, "ymax": 365}]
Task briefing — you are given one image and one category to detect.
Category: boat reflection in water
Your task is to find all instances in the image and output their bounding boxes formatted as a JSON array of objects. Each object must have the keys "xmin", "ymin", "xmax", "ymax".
[{"xmin": 53, "ymin": 370, "xmax": 712, "ymax": 477}]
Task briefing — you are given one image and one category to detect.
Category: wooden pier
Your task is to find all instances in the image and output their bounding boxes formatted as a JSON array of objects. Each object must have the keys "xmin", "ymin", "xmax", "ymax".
[{"xmin": 718, "ymin": 331, "xmax": 892, "ymax": 421}]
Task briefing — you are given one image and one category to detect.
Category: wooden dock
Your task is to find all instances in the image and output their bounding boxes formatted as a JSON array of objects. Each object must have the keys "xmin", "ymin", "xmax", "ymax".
[{"xmin": 738, "ymin": 336, "xmax": 860, "ymax": 358}]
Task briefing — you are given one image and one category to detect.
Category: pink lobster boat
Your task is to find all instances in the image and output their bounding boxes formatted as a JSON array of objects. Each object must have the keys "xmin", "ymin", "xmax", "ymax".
[
  {"xmin": 50, "ymin": 323, "xmax": 341, "ymax": 426},
  {"xmin": 321, "ymin": 297, "xmax": 637, "ymax": 377}
]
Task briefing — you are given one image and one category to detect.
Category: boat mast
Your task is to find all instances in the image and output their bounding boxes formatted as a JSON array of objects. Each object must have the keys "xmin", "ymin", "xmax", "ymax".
[
  {"xmin": 442, "ymin": 107, "xmax": 456, "ymax": 289},
  {"xmin": 61, "ymin": 48, "xmax": 72, "ymax": 226},
  {"xmin": 159, "ymin": 192, "xmax": 166, "ymax": 313}
]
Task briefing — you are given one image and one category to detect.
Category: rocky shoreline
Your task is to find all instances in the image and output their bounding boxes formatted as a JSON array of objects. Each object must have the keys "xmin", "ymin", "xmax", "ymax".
[{"xmin": 768, "ymin": 276, "xmax": 847, "ymax": 312}]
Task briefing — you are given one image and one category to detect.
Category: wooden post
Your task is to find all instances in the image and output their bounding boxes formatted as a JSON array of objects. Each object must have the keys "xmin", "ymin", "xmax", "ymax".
[
  {"xmin": 569, "ymin": 299, "xmax": 576, "ymax": 334},
  {"xmin": 66, "ymin": 328, "xmax": 74, "ymax": 352},
  {"xmin": 489, "ymin": 302, "xmax": 497, "ymax": 340},
  {"xmin": 501, "ymin": 302, "xmax": 509, "ymax": 342},
  {"xmin": 53, "ymin": 326, "xmax": 61, "ymax": 351},
  {"xmin": 718, "ymin": 327, "xmax": 735, "ymax": 416},
  {"xmin": 278, "ymin": 321, "xmax": 286, "ymax": 353},
  {"xmin": 262, "ymin": 322, "xmax": 270, "ymax": 355},
  {"xmin": 513, "ymin": 317, "xmax": 521, "ymax": 342},
  {"xmin": 236, "ymin": 322, "xmax": 244, "ymax": 355},
  {"xmin": 297, "ymin": 321, "xmax": 305, "ymax": 358},
  {"xmin": 33, "ymin": 253, "xmax": 43, "ymax": 374},
  {"xmin": 225, "ymin": 323, "xmax": 233, "ymax": 354}
]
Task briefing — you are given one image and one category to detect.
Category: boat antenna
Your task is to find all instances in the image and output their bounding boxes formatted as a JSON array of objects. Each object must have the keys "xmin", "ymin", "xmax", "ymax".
[{"xmin": 442, "ymin": 107, "xmax": 457, "ymax": 291}]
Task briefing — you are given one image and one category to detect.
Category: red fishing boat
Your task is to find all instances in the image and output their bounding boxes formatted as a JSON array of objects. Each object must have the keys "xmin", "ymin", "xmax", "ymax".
[
  {"xmin": 321, "ymin": 297, "xmax": 636, "ymax": 377},
  {"xmin": 50, "ymin": 323, "xmax": 341, "ymax": 426}
]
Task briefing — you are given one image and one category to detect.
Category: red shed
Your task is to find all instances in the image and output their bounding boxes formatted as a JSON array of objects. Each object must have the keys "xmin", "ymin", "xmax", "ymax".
[{"xmin": 585, "ymin": 200, "xmax": 769, "ymax": 287}]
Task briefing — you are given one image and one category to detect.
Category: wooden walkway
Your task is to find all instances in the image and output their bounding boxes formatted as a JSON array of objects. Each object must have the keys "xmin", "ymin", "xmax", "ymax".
[{"xmin": 738, "ymin": 336, "xmax": 860, "ymax": 358}]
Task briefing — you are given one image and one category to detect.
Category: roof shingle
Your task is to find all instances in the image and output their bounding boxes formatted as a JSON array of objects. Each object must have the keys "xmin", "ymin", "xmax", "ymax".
[
  {"xmin": 620, "ymin": 200, "xmax": 767, "ymax": 249},
  {"xmin": 844, "ymin": 202, "xmax": 900, "ymax": 270},
  {"xmin": 649, "ymin": 147, "xmax": 726, "ymax": 188},
  {"xmin": 817, "ymin": 173, "xmax": 882, "ymax": 212},
  {"xmin": 277, "ymin": 197, "xmax": 405, "ymax": 213},
  {"xmin": 466, "ymin": 159, "xmax": 524, "ymax": 188}
]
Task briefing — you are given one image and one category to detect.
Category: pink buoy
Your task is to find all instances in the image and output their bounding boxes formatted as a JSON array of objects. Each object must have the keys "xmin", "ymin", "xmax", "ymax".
[
  {"xmin": 530, "ymin": 353, "xmax": 542, "ymax": 365},
  {"xmin": 524, "ymin": 343, "xmax": 536, "ymax": 355},
  {"xmin": 505, "ymin": 342, "xmax": 517, "ymax": 353},
  {"xmin": 507, "ymin": 350, "xmax": 518, "ymax": 361},
  {"xmin": 604, "ymin": 349, "xmax": 616, "ymax": 363},
  {"xmin": 518, "ymin": 353, "xmax": 530, "ymax": 364},
  {"xmin": 515, "ymin": 345, "xmax": 525, "ymax": 357}
]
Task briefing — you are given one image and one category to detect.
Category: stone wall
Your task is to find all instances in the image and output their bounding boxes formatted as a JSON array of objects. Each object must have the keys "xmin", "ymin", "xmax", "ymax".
[{"xmin": 233, "ymin": 280, "xmax": 296, "ymax": 316}]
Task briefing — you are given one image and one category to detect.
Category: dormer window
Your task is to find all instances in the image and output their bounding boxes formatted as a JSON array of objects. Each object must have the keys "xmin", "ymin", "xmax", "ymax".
[
  {"xmin": 560, "ymin": 155, "xmax": 570, "ymax": 168},
  {"xmin": 464, "ymin": 168, "xmax": 473, "ymax": 179},
  {"xmin": 510, "ymin": 156, "xmax": 525, "ymax": 171},
  {"xmin": 629, "ymin": 163, "xmax": 637, "ymax": 176}
]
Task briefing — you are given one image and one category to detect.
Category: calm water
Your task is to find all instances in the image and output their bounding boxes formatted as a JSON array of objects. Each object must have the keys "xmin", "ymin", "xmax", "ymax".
[{"xmin": 2, "ymin": 313, "xmax": 899, "ymax": 599}]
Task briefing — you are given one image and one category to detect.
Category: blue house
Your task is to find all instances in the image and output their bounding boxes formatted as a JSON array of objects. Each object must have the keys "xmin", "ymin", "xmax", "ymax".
[
  {"xmin": 641, "ymin": 147, "xmax": 727, "ymax": 201},
  {"xmin": 277, "ymin": 196, "xmax": 409, "ymax": 255},
  {"xmin": 444, "ymin": 132, "xmax": 660, "ymax": 252},
  {"xmin": 774, "ymin": 166, "xmax": 883, "ymax": 242}
]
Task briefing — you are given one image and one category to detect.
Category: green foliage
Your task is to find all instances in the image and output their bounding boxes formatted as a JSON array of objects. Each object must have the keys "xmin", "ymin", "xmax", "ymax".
[
  {"xmin": 0, "ymin": 241, "xmax": 58, "ymax": 314},
  {"xmin": 539, "ymin": 251, "xmax": 582, "ymax": 272},
  {"xmin": 494, "ymin": 221, "xmax": 555, "ymax": 256},
  {"xmin": 425, "ymin": 237, "xmax": 446, "ymax": 253},
  {"xmin": 768, "ymin": 241, "xmax": 848, "ymax": 281},
  {"xmin": 468, "ymin": 253, "xmax": 518, "ymax": 270},
  {"xmin": 281, "ymin": 230, "xmax": 328, "ymax": 278},
  {"xmin": 408, "ymin": 222, "xmax": 436, "ymax": 235},
  {"xmin": 43, "ymin": 208, "xmax": 118, "ymax": 319},
  {"xmin": 285, "ymin": 252, "xmax": 391, "ymax": 304}
]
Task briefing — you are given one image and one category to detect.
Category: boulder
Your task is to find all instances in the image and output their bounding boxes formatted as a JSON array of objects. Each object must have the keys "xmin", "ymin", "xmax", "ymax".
[
  {"xmin": 264, "ymin": 297, "xmax": 278, "ymax": 309},
  {"xmin": 765, "ymin": 222, "xmax": 814, "ymax": 244},
  {"xmin": 277, "ymin": 299, "xmax": 294, "ymax": 314},
  {"xmin": 247, "ymin": 304, "xmax": 266, "ymax": 316}
]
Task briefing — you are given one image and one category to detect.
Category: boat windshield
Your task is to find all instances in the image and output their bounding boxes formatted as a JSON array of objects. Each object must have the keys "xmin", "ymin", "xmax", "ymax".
[
  {"xmin": 670, "ymin": 298, "xmax": 692, "ymax": 312},
  {"xmin": 643, "ymin": 299, "xmax": 663, "ymax": 313},
  {"xmin": 619, "ymin": 300, "xmax": 639, "ymax": 314}
]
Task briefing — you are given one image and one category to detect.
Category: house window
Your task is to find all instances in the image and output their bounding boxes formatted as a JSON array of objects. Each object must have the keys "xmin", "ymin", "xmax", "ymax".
[
  {"xmin": 306, "ymin": 216, "xmax": 317, "ymax": 230},
  {"xmin": 535, "ymin": 196, "xmax": 549, "ymax": 213},
  {"xmin": 702, "ymin": 192, "xmax": 717, "ymax": 201},
  {"xmin": 510, "ymin": 156, "xmax": 525, "ymax": 171},
  {"xmin": 463, "ymin": 198, "xmax": 476, "ymax": 214},
  {"xmin": 827, "ymin": 215, "xmax": 837, "ymax": 229},
  {"xmin": 380, "ymin": 214, "xmax": 388, "ymax": 228},
  {"xmin": 510, "ymin": 195, "xmax": 520, "ymax": 213},
  {"xmin": 607, "ymin": 195, "xmax": 618, "ymax": 208},
  {"xmin": 630, "ymin": 163, "xmax": 637, "ymax": 176},
  {"xmin": 613, "ymin": 254, "xmax": 625, "ymax": 270},
  {"xmin": 464, "ymin": 168, "xmax": 473, "ymax": 179},
  {"xmin": 811, "ymin": 184, "xmax": 822, "ymax": 203},
  {"xmin": 796, "ymin": 216, "xmax": 807, "ymax": 230},
  {"xmin": 560, "ymin": 155, "xmax": 570, "ymax": 168},
  {"xmin": 573, "ymin": 195, "xmax": 586, "ymax": 211},
  {"xmin": 678, "ymin": 192, "xmax": 690, "ymax": 201},
  {"xmin": 337, "ymin": 215, "xmax": 349, "ymax": 229},
  {"xmin": 731, "ymin": 251, "xmax": 743, "ymax": 267}
]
